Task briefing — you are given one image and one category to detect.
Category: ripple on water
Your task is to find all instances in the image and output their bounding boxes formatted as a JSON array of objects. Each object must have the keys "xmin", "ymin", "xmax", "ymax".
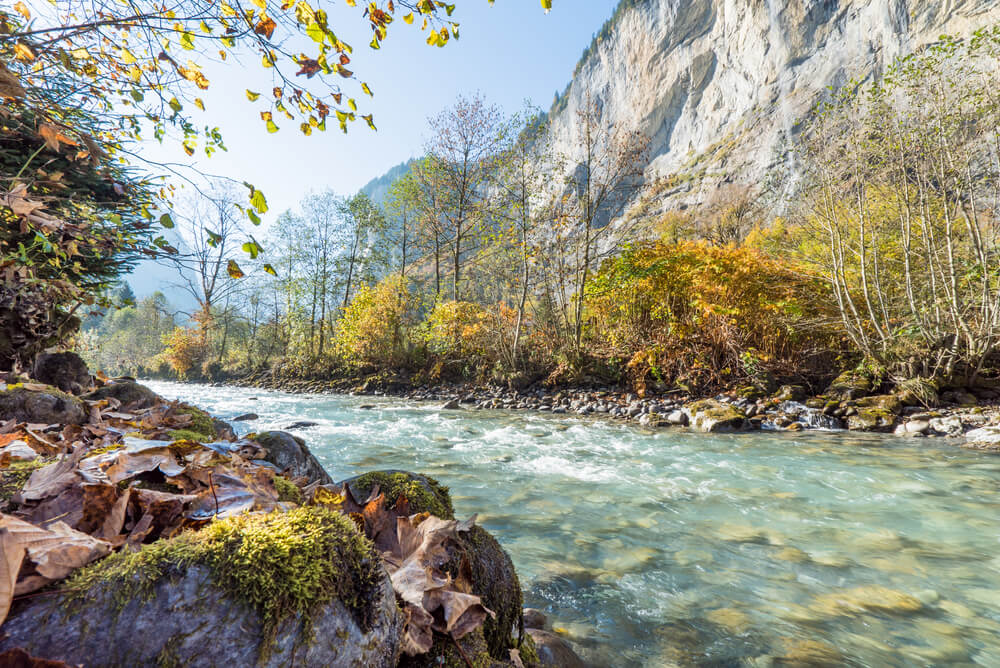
[{"xmin": 143, "ymin": 380, "xmax": 1000, "ymax": 667}]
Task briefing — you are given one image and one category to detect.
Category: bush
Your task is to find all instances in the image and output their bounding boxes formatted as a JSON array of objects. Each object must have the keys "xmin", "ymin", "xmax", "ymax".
[
  {"xmin": 334, "ymin": 275, "xmax": 414, "ymax": 369},
  {"xmin": 586, "ymin": 239, "xmax": 838, "ymax": 393}
]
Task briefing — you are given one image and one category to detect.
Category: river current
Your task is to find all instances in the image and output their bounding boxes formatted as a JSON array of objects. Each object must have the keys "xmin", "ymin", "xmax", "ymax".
[{"xmin": 145, "ymin": 380, "xmax": 1000, "ymax": 667}]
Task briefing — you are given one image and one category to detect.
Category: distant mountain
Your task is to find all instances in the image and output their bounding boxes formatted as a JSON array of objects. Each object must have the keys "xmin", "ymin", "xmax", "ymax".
[{"xmin": 359, "ymin": 159, "xmax": 416, "ymax": 208}]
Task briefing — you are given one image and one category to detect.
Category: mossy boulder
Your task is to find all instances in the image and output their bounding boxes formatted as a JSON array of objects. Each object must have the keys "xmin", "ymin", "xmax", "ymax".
[
  {"xmin": 854, "ymin": 394, "xmax": 903, "ymax": 415},
  {"xmin": 683, "ymin": 399, "xmax": 747, "ymax": 433},
  {"xmin": 254, "ymin": 431, "xmax": 333, "ymax": 485},
  {"xmin": 0, "ymin": 385, "xmax": 86, "ymax": 424},
  {"xmin": 774, "ymin": 385, "xmax": 808, "ymax": 402},
  {"xmin": 826, "ymin": 371, "xmax": 873, "ymax": 401},
  {"xmin": 342, "ymin": 470, "xmax": 453, "ymax": 519},
  {"xmin": 83, "ymin": 379, "xmax": 163, "ymax": 409},
  {"xmin": 0, "ymin": 507, "xmax": 402, "ymax": 667},
  {"xmin": 32, "ymin": 351, "xmax": 91, "ymax": 394},
  {"xmin": 847, "ymin": 407, "xmax": 897, "ymax": 432}
]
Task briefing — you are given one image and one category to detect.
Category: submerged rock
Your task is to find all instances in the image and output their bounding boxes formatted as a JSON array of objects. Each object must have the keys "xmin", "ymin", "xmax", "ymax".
[
  {"xmin": 253, "ymin": 431, "xmax": 333, "ymax": 485},
  {"xmin": 0, "ymin": 385, "xmax": 86, "ymax": 424},
  {"xmin": 82, "ymin": 379, "xmax": 162, "ymax": 409},
  {"xmin": 32, "ymin": 352, "xmax": 91, "ymax": 395},
  {"xmin": 0, "ymin": 507, "xmax": 402, "ymax": 667},
  {"xmin": 525, "ymin": 629, "xmax": 586, "ymax": 668},
  {"xmin": 684, "ymin": 399, "xmax": 747, "ymax": 433}
]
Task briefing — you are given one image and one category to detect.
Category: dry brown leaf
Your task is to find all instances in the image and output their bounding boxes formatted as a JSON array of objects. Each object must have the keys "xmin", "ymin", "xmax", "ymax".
[
  {"xmin": 100, "ymin": 488, "xmax": 130, "ymax": 540},
  {"xmin": 17, "ymin": 448, "xmax": 84, "ymax": 502},
  {"xmin": 0, "ymin": 514, "xmax": 110, "ymax": 595},
  {"xmin": 0, "ymin": 647, "xmax": 76, "ymax": 667},
  {"xmin": 104, "ymin": 446, "xmax": 184, "ymax": 483},
  {"xmin": 0, "ymin": 527, "xmax": 27, "ymax": 625},
  {"xmin": 0, "ymin": 62, "xmax": 26, "ymax": 99}
]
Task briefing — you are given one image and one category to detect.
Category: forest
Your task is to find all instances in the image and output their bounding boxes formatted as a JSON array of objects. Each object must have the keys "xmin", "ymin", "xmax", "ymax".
[{"xmin": 81, "ymin": 29, "xmax": 1000, "ymax": 401}]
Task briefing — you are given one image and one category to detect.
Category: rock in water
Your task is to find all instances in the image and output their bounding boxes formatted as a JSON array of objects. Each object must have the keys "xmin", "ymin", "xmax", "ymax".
[
  {"xmin": 82, "ymin": 379, "xmax": 163, "ymax": 410},
  {"xmin": 31, "ymin": 352, "xmax": 91, "ymax": 394},
  {"xmin": 525, "ymin": 629, "xmax": 586, "ymax": 668},
  {"xmin": 683, "ymin": 399, "xmax": 747, "ymax": 433},
  {"xmin": 441, "ymin": 398, "xmax": 461, "ymax": 410},
  {"xmin": 0, "ymin": 386, "xmax": 87, "ymax": 424},
  {"xmin": 0, "ymin": 508, "xmax": 402, "ymax": 667},
  {"xmin": 253, "ymin": 431, "xmax": 333, "ymax": 485},
  {"xmin": 523, "ymin": 608, "xmax": 548, "ymax": 630},
  {"xmin": 232, "ymin": 413, "xmax": 259, "ymax": 422},
  {"xmin": 340, "ymin": 470, "xmax": 454, "ymax": 519}
]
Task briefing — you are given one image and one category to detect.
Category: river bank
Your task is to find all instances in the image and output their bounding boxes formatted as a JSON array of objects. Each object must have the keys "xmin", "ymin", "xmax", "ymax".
[
  {"xmin": 218, "ymin": 369, "xmax": 1000, "ymax": 450},
  {"xmin": 0, "ymin": 358, "xmax": 574, "ymax": 667}
]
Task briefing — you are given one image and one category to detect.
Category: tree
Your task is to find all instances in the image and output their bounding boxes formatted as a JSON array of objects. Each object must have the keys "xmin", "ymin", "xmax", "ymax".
[
  {"xmin": 424, "ymin": 93, "xmax": 507, "ymax": 301},
  {"xmin": 794, "ymin": 28, "xmax": 1000, "ymax": 380},
  {"xmin": 338, "ymin": 191, "xmax": 389, "ymax": 310},
  {"xmin": 558, "ymin": 92, "xmax": 649, "ymax": 351},
  {"xmin": 385, "ymin": 172, "xmax": 420, "ymax": 279},
  {"xmin": 489, "ymin": 106, "xmax": 551, "ymax": 366}
]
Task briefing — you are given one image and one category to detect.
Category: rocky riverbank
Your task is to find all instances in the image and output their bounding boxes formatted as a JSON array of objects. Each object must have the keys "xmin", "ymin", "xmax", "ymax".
[
  {"xmin": 226, "ymin": 370, "xmax": 1000, "ymax": 451},
  {"xmin": 0, "ymin": 353, "xmax": 585, "ymax": 667}
]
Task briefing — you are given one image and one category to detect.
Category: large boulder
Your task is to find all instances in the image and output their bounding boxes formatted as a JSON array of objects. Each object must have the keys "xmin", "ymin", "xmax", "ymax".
[
  {"xmin": 847, "ymin": 407, "xmax": 897, "ymax": 432},
  {"xmin": 83, "ymin": 379, "xmax": 162, "ymax": 409},
  {"xmin": 0, "ymin": 385, "xmax": 86, "ymax": 424},
  {"xmin": 0, "ymin": 507, "xmax": 402, "ymax": 668},
  {"xmin": 31, "ymin": 351, "xmax": 91, "ymax": 394},
  {"xmin": 683, "ymin": 399, "xmax": 747, "ymax": 433},
  {"xmin": 341, "ymin": 470, "xmax": 454, "ymax": 519},
  {"xmin": 253, "ymin": 431, "xmax": 333, "ymax": 485}
]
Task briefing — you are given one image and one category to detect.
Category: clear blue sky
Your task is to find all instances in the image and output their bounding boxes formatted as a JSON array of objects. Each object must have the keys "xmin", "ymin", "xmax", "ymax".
[
  {"xmin": 148, "ymin": 0, "xmax": 620, "ymax": 219},
  {"xmin": 131, "ymin": 0, "xmax": 620, "ymax": 301}
]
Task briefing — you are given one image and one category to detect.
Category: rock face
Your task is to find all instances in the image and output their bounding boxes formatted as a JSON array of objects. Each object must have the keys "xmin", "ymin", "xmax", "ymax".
[
  {"xmin": 31, "ymin": 352, "xmax": 91, "ymax": 394},
  {"xmin": 543, "ymin": 0, "xmax": 1000, "ymax": 227},
  {"xmin": 0, "ymin": 386, "xmax": 87, "ymax": 424},
  {"xmin": 684, "ymin": 399, "xmax": 746, "ymax": 433},
  {"xmin": 253, "ymin": 431, "xmax": 333, "ymax": 485}
]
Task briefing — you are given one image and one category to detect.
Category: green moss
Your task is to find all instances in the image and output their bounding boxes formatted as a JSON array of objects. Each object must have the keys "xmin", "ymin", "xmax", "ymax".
[
  {"xmin": 273, "ymin": 475, "xmax": 303, "ymax": 504},
  {"xmin": 443, "ymin": 526, "xmax": 522, "ymax": 661},
  {"xmin": 63, "ymin": 507, "xmax": 382, "ymax": 660},
  {"xmin": 352, "ymin": 471, "xmax": 454, "ymax": 519},
  {"xmin": 0, "ymin": 458, "xmax": 48, "ymax": 503},
  {"xmin": 167, "ymin": 405, "xmax": 216, "ymax": 442},
  {"xmin": 519, "ymin": 633, "xmax": 540, "ymax": 665}
]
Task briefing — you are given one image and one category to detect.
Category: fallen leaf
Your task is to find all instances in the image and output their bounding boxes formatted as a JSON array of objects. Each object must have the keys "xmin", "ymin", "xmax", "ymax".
[
  {"xmin": 17, "ymin": 448, "xmax": 84, "ymax": 502},
  {"xmin": 0, "ymin": 527, "xmax": 26, "ymax": 625}
]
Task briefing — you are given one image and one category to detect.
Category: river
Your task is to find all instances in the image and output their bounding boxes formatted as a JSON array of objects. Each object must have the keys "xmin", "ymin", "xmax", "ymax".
[{"xmin": 145, "ymin": 380, "xmax": 1000, "ymax": 667}]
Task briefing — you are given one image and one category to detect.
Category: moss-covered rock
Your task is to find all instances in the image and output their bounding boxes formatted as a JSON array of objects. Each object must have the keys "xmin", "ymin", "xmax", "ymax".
[
  {"xmin": 399, "ymin": 627, "xmax": 502, "ymax": 668},
  {"xmin": 683, "ymin": 399, "xmax": 747, "ymax": 433},
  {"xmin": 826, "ymin": 371, "xmax": 873, "ymax": 401},
  {"xmin": 83, "ymin": 379, "xmax": 163, "ymax": 409},
  {"xmin": 525, "ymin": 630, "xmax": 585, "ymax": 668},
  {"xmin": 854, "ymin": 394, "xmax": 903, "ymax": 415},
  {"xmin": 168, "ymin": 405, "xmax": 219, "ymax": 442},
  {"xmin": 343, "ymin": 470, "xmax": 453, "ymax": 519},
  {"xmin": 443, "ymin": 525, "xmax": 522, "ymax": 660},
  {"xmin": 0, "ymin": 507, "xmax": 402, "ymax": 667},
  {"xmin": 253, "ymin": 431, "xmax": 333, "ymax": 485},
  {"xmin": 847, "ymin": 407, "xmax": 897, "ymax": 432},
  {"xmin": 774, "ymin": 385, "xmax": 807, "ymax": 402},
  {"xmin": 0, "ymin": 385, "xmax": 87, "ymax": 424}
]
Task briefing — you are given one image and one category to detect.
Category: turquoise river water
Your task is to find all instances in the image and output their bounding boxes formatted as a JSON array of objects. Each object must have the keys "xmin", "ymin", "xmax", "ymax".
[{"xmin": 146, "ymin": 380, "xmax": 1000, "ymax": 667}]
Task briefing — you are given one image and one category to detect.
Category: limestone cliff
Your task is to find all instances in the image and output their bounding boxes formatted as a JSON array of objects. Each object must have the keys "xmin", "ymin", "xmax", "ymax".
[{"xmin": 545, "ymin": 0, "xmax": 1000, "ymax": 218}]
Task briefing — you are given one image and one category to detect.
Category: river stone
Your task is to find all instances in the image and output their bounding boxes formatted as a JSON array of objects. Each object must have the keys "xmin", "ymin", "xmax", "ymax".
[
  {"xmin": 0, "ymin": 385, "xmax": 87, "ymax": 424},
  {"xmin": 0, "ymin": 514, "xmax": 402, "ymax": 668},
  {"xmin": 929, "ymin": 416, "xmax": 963, "ymax": 435},
  {"xmin": 683, "ymin": 399, "xmax": 746, "ymax": 433},
  {"xmin": 666, "ymin": 409, "xmax": 688, "ymax": 426},
  {"xmin": 253, "ymin": 431, "xmax": 333, "ymax": 485},
  {"xmin": 775, "ymin": 384, "xmax": 807, "ymax": 402},
  {"xmin": 847, "ymin": 407, "xmax": 897, "ymax": 432},
  {"xmin": 826, "ymin": 371, "xmax": 872, "ymax": 401},
  {"xmin": 525, "ymin": 630, "xmax": 586, "ymax": 668},
  {"xmin": 341, "ymin": 470, "xmax": 454, "ymax": 519},
  {"xmin": 31, "ymin": 351, "xmax": 91, "ymax": 395},
  {"xmin": 83, "ymin": 379, "xmax": 163, "ymax": 409},
  {"xmin": 232, "ymin": 413, "xmax": 259, "ymax": 421},
  {"xmin": 523, "ymin": 608, "xmax": 548, "ymax": 630},
  {"xmin": 855, "ymin": 394, "xmax": 903, "ymax": 414}
]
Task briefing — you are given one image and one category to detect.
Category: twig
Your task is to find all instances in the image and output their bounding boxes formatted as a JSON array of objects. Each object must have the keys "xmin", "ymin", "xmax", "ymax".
[
  {"xmin": 208, "ymin": 472, "xmax": 219, "ymax": 517},
  {"xmin": 449, "ymin": 632, "xmax": 474, "ymax": 668}
]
